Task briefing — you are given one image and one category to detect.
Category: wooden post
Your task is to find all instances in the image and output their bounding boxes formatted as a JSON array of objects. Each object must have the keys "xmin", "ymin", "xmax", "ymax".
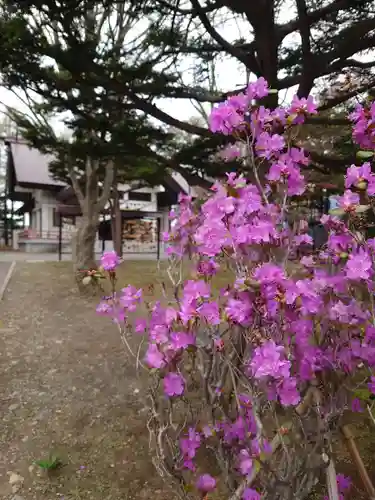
[
  {"xmin": 58, "ymin": 212, "xmax": 62, "ymax": 262},
  {"xmin": 10, "ymin": 198, "xmax": 14, "ymax": 247},
  {"xmin": 341, "ymin": 425, "xmax": 375, "ymax": 499},
  {"xmin": 157, "ymin": 217, "xmax": 161, "ymax": 261}
]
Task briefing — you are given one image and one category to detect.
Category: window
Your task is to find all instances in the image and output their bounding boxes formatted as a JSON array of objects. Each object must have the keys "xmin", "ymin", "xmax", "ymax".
[
  {"xmin": 52, "ymin": 208, "xmax": 61, "ymax": 227},
  {"xmin": 128, "ymin": 191, "xmax": 152, "ymax": 202}
]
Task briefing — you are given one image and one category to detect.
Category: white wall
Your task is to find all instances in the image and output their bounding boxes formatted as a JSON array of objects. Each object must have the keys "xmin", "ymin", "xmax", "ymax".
[
  {"xmin": 26, "ymin": 187, "xmax": 171, "ymax": 251},
  {"xmin": 29, "ymin": 189, "xmax": 73, "ymax": 236}
]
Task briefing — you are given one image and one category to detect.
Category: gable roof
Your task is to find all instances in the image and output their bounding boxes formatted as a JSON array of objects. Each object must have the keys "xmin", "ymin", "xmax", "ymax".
[
  {"xmin": 7, "ymin": 139, "xmax": 66, "ymax": 187},
  {"xmin": 6, "ymin": 138, "xmax": 198, "ymax": 195}
]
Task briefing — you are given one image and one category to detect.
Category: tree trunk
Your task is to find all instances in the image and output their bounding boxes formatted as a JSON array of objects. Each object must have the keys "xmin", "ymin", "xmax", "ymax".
[
  {"xmin": 68, "ymin": 155, "xmax": 115, "ymax": 275},
  {"xmin": 74, "ymin": 215, "xmax": 98, "ymax": 272},
  {"xmin": 110, "ymin": 183, "xmax": 123, "ymax": 256}
]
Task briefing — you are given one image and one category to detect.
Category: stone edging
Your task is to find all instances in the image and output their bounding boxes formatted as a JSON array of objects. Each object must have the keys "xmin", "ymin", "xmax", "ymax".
[{"xmin": 0, "ymin": 261, "xmax": 16, "ymax": 301}]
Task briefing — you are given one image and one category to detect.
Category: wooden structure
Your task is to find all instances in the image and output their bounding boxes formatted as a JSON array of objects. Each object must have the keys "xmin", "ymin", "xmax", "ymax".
[
  {"xmin": 4, "ymin": 136, "xmax": 188, "ymax": 256},
  {"xmin": 55, "ymin": 181, "xmax": 184, "ymax": 261}
]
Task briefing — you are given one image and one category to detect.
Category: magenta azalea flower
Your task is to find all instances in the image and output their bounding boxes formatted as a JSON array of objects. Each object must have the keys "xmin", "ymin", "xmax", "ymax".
[
  {"xmin": 243, "ymin": 488, "xmax": 261, "ymax": 500},
  {"xmin": 337, "ymin": 190, "xmax": 360, "ymax": 211},
  {"xmin": 100, "ymin": 251, "xmax": 120, "ymax": 271},
  {"xmin": 345, "ymin": 249, "xmax": 373, "ymax": 281},
  {"xmin": 196, "ymin": 259, "xmax": 219, "ymax": 277},
  {"xmin": 337, "ymin": 474, "xmax": 352, "ymax": 492},
  {"xmin": 238, "ymin": 449, "xmax": 253, "ymax": 476},
  {"xmin": 198, "ymin": 301, "xmax": 221, "ymax": 325},
  {"xmin": 209, "ymin": 103, "xmax": 243, "ymax": 134},
  {"xmin": 145, "ymin": 344, "xmax": 165, "ymax": 369},
  {"xmin": 289, "ymin": 95, "xmax": 317, "ymax": 123},
  {"xmin": 163, "ymin": 372, "xmax": 185, "ymax": 397},
  {"xmin": 345, "ymin": 162, "xmax": 372, "ymax": 188},
  {"xmin": 225, "ymin": 295, "xmax": 252, "ymax": 325},
  {"xmin": 251, "ymin": 341, "xmax": 291, "ymax": 380},
  {"xmin": 247, "ymin": 76, "xmax": 269, "ymax": 99},
  {"xmin": 256, "ymin": 132, "xmax": 285, "ymax": 159},
  {"xmin": 278, "ymin": 377, "xmax": 300, "ymax": 406},
  {"xmin": 196, "ymin": 474, "xmax": 216, "ymax": 492},
  {"xmin": 96, "ymin": 300, "xmax": 113, "ymax": 316},
  {"xmin": 294, "ymin": 234, "xmax": 313, "ymax": 246},
  {"xmin": 170, "ymin": 331, "xmax": 196, "ymax": 350},
  {"xmin": 119, "ymin": 285, "xmax": 142, "ymax": 311},
  {"xmin": 134, "ymin": 318, "xmax": 147, "ymax": 333}
]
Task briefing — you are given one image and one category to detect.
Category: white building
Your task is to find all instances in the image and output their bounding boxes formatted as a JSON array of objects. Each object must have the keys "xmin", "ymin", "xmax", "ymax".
[{"xmin": 5, "ymin": 138, "xmax": 187, "ymax": 258}]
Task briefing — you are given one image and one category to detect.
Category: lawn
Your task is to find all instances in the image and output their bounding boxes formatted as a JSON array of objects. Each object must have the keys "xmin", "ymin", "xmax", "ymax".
[{"xmin": 0, "ymin": 260, "xmax": 374, "ymax": 499}]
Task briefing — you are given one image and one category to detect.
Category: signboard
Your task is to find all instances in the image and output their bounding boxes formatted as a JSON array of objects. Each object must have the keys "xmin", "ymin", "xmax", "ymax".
[{"xmin": 61, "ymin": 216, "xmax": 76, "ymax": 226}]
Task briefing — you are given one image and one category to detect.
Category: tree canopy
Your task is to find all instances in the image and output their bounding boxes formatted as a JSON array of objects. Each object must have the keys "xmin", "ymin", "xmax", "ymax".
[{"xmin": 0, "ymin": 0, "xmax": 374, "ymax": 184}]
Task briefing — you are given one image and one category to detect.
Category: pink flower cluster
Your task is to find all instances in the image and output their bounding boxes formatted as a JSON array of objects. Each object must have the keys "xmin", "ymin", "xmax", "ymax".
[
  {"xmin": 323, "ymin": 473, "xmax": 351, "ymax": 500},
  {"xmin": 350, "ymin": 102, "xmax": 375, "ymax": 150},
  {"xmin": 97, "ymin": 80, "xmax": 375, "ymax": 498}
]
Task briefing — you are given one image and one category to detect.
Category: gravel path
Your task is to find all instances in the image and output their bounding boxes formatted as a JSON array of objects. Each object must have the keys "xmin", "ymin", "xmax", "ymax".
[
  {"xmin": 0, "ymin": 261, "xmax": 11, "ymax": 285},
  {"xmin": 0, "ymin": 252, "xmax": 166, "ymax": 262},
  {"xmin": 0, "ymin": 262, "xmax": 173, "ymax": 500}
]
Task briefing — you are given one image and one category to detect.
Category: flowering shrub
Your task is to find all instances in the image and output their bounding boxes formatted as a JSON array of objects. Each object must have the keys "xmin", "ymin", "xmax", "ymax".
[{"xmin": 97, "ymin": 79, "xmax": 375, "ymax": 499}]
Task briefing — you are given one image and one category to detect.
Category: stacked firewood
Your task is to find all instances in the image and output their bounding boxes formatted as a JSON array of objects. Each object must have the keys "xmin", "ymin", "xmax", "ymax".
[{"xmin": 122, "ymin": 220, "xmax": 153, "ymax": 242}]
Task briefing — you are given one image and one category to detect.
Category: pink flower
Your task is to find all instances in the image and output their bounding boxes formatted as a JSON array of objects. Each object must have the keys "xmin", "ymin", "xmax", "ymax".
[
  {"xmin": 97, "ymin": 78, "xmax": 375, "ymax": 500},
  {"xmin": 119, "ymin": 285, "xmax": 142, "ymax": 311},
  {"xmin": 238, "ymin": 449, "xmax": 253, "ymax": 476},
  {"xmin": 337, "ymin": 474, "xmax": 351, "ymax": 492},
  {"xmin": 198, "ymin": 301, "xmax": 221, "ymax": 325},
  {"xmin": 135, "ymin": 318, "xmax": 147, "ymax": 333},
  {"xmin": 100, "ymin": 251, "xmax": 120, "ymax": 271},
  {"xmin": 345, "ymin": 249, "xmax": 372, "ymax": 281},
  {"xmin": 196, "ymin": 474, "xmax": 216, "ymax": 492},
  {"xmin": 251, "ymin": 341, "xmax": 291, "ymax": 380},
  {"xmin": 163, "ymin": 372, "xmax": 185, "ymax": 397},
  {"xmin": 278, "ymin": 377, "xmax": 300, "ymax": 406},
  {"xmin": 243, "ymin": 488, "xmax": 261, "ymax": 500},
  {"xmin": 253, "ymin": 263, "xmax": 285, "ymax": 284},
  {"xmin": 345, "ymin": 162, "xmax": 373, "ymax": 189},
  {"xmin": 289, "ymin": 95, "xmax": 317, "ymax": 123},
  {"xmin": 294, "ymin": 234, "xmax": 313, "ymax": 246},
  {"xmin": 256, "ymin": 132, "xmax": 285, "ymax": 159},
  {"xmin": 96, "ymin": 300, "xmax": 113, "ymax": 316},
  {"xmin": 145, "ymin": 344, "xmax": 165, "ymax": 369},
  {"xmin": 209, "ymin": 103, "xmax": 243, "ymax": 134},
  {"xmin": 267, "ymin": 160, "xmax": 305, "ymax": 195},
  {"xmin": 247, "ymin": 77, "xmax": 269, "ymax": 99},
  {"xmin": 225, "ymin": 294, "xmax": 252, "ymax": 325},
  {"xmin": 170, "ymin": 332, "xmax": 196, "ymax": 350},
  {"xmin": 196, "ymin": 259, "xmax": 219, "ymax": 277},
  {"xmin": 337, "ymin": 190, "xmax": 360, "ymax": 211},
  {"xmin": 180, "ymin": 428, "xmax": 201, "ymax": 462}
]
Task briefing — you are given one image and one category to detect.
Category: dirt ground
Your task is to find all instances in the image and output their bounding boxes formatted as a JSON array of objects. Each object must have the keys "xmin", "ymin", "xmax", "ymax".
[
  {"xmin": 1, "ymin": 261, "xmax": 375, "ymax": 500},
  {"xmin": 0, "ymin": 261, "xmax": 175, "ymax": 500}
]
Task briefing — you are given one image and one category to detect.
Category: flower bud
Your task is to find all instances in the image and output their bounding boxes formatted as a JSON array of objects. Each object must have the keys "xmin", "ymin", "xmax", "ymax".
[
  {"xmin": 357, "ymin": 181, "xmax": 368, "ymax": 190},
  {"xmin": 82, "ymin": 275, "xmax": 92, "ymax": 286}
]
